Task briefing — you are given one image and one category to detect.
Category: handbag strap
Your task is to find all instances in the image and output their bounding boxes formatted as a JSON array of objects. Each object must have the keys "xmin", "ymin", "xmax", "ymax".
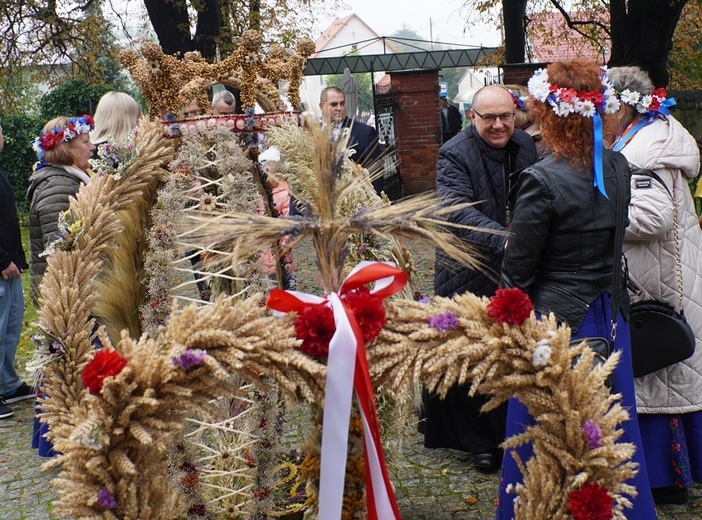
[
  {"xmin": 630, "ymin": 168, "xmax": 685, "ymax": 313},
  {"xmin": 609, "ymin": 160, "xmax": 628, "ymax": 343}
]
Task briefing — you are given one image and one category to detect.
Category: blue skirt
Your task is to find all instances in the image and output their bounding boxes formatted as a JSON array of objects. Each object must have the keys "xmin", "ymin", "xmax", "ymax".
[
  {"xmin": 638, "ymin": 410, "xmax": 702, "ymax": 489},
  {"xmin": 495, "ymin": 294, "xmax": 657, "ymax": 519}
]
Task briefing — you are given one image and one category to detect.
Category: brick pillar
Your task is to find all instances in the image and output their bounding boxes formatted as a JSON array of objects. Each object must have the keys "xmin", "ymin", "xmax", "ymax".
[
  {"xmin": 390, "ymin": 70, "xmax": 441, "ymax": 195},
  {"xmin": 501, "ymin": 63, "xmax": 548, "ymax": 86}
]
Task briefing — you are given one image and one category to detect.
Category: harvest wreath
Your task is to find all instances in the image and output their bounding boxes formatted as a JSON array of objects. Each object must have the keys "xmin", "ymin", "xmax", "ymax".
[{"xmin": 28, "ymin": 117, "xmax": 640, "ymax": 520}]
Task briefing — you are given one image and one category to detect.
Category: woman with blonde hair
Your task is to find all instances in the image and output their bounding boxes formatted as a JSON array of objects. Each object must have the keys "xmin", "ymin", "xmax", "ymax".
[{"xmin": 90, "ymin": 91, "xmax": 142, "ymax": 146}]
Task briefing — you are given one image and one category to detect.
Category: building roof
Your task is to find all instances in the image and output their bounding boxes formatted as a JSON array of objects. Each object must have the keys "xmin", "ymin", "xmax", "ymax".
[
  {"xmin": 528, "ymin": 11, "xmax": 610, "ymax": 64},
  {"xmin": 313, "ymin": 13, "xmax": 398, "ymax": 57}
]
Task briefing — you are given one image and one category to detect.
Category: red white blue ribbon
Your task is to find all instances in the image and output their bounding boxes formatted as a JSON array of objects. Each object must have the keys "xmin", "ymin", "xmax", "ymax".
[{"xmin": 267, "ymin": 261, "xmax": 407, "ymax": 519}]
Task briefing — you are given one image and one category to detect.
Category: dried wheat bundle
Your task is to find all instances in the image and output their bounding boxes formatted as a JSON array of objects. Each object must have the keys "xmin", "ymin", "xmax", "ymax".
[
  {"xmin": 368, "ymin": 293, "xmax": 637, "ymax": 518},
  {"xmin": 49, "ymin": 296, "xmax": 326, "ymax": 519},
  {"xmin": 181, "ymin": 122, "xmax": 489, "ymax": 295},
  {"xmin": 36, "ymin": 121, "xmax": 176, "ymax": 444}
]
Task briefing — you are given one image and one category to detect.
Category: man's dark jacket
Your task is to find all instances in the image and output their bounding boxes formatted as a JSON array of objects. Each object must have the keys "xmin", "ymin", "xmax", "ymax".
[
  {"xmin": 434, "ymin": 124, "xmax": 539, "ymax": 298},
  {"xmin": 0, "ymin": 169, "xmax": 28, "ymax": 272},
  {"xmin": 342, "ymin": 117, "xmax": 383, "ymax": 194},
  {"xmin": 441, "ymin": 104, "xmax": 462, "ymax": 141}
]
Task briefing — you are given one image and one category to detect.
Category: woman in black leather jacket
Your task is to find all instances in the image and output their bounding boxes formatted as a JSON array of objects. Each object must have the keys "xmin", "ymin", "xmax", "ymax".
[{"xmin": 495, "ymin": 59, "xmax": 657, "ymax": 519}]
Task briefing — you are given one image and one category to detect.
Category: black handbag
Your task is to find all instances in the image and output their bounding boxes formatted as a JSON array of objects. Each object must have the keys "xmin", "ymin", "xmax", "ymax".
[
  {"xmin": 627, "ymin": 169, "xmax": 696, "ymax": 377},
  {"xmin": 570, "ymin": 337, "xmax": 613, "ymax": 388},
  {"xmin": 630, "ymin": 300, "xmax": 695, "ymax": 377}
]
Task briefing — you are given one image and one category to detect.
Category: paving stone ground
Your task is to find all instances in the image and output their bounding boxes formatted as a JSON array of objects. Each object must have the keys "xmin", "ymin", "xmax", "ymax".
[{"xmin": 2, "ymin": 241, "xmax": 702, "ymax": 519}]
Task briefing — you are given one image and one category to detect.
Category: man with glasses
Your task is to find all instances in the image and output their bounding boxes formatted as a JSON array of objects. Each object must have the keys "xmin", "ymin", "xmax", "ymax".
[{"xmin": 420, "ymin": 85, "xmax": 538, "ymax": 473}]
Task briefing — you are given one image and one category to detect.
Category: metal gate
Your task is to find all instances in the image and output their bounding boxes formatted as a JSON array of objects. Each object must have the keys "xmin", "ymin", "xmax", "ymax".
[{"xmin": 373, "ymin": 81, "xmax": 401, "ymax": 201}]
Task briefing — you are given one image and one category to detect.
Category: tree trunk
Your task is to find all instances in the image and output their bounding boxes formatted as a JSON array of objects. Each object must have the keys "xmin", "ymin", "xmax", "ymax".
[
  {"xmin": 502, "ymin": 0, "xmax": 528, "ymax": 64},
  {"xmin": 608, "ymin": 0, "xmax": 688, "ymax": 87},
  {"xmin": 142, "ymin": 0, "xmax": 222, "ymax": 61}
]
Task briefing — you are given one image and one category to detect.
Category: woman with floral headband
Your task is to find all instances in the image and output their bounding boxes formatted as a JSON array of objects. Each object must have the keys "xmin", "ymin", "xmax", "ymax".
[
  {"xmin": 607, "ymin": 65, "xmax": 702, "ymax": 506},
  {"xmin": 497, "ymin": 59, "xmax": 657, "ymax": 518},
  {"xmin": 27, "ymin": 115, "xmax": 95, "ymax": 307}
]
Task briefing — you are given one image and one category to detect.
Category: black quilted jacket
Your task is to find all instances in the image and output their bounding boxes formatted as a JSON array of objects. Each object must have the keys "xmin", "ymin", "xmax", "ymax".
[{"xmin": 434, "ymin": 125, "xmax": 538, "ymax": 298}]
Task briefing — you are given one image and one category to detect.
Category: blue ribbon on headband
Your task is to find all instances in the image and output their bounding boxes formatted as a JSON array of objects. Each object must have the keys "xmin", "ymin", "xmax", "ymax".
[
  {"xmin": 592, "ymin": 112, "xmax": 608, "ymax": 199},
  {"xmin": 658, "ymin": 97, "xmax": 676, "ymax": 116}
]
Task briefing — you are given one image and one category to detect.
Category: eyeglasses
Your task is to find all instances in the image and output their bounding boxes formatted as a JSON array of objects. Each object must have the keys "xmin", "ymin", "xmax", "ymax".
[{"xmin": 472, "ymin": 110, "xmax": 515, "ymax": 125}]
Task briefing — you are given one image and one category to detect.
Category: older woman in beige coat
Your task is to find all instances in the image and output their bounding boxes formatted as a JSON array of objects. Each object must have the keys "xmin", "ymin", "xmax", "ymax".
[{"xmin": 608, "ymin": 66, "xmax": 702, "ymax": 506}]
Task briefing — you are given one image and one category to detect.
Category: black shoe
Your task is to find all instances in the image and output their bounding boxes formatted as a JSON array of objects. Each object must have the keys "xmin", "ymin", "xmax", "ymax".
[
  {"xmin": 651, "ymin": 486, "xmax": 688, "ymax": 505},
  {"xmin": 4, "ymin": 382, "xmax": 35, "ymax": 404},
  {"xmin": 0, "ymin": 399, "xmax": 13, "ymax": 419},
  {"xmin": 472, "ymin": 452, "xmax": 499, "ymax": 473}
]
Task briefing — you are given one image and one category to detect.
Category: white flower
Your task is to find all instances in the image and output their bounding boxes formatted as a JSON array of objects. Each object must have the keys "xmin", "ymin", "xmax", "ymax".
[
  {"xmin": 575, "ymin": 100, "xmax": 596, "ymax": 118},
  {"xmin": 603, "ymin": 95, "xmax": 621, "ymax": 114},
  {"xmin": 552, "ymin": 101, "xmax": 575, "ymax": 117},
  {"xmin": 532, "ymin": 341, "xmax": 552, "ymax": 367},
  {"xmin": 200, "ymin": 194, "xmax": 217, "ymax": 212},
  {"xmin": 637, "ymin": 95, "xmax": 653, "ymax": 113},
  {"xmin": 620, "ymin": 89, "xmax": 640, "ymax": 105},
  {"xmin": 527, "ymin": 69, "xmax": 551, "ymax": 102},
  {"xmin": 75, "ymin": 122, "xmax": 91, "ymax": 134}
]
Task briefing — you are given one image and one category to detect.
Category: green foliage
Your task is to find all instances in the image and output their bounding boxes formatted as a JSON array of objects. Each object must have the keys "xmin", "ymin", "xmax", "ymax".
[
  {"xmin": 669, "ymin": 2, "xmax": 702, "ymax": 89},
  {"xmin": 39, "ymin": 80, "xmax": 111, "ymax": 122},
  {"xmin": 0, "ymin": 113, "xmax": 42, "ymax": 218},
  {"xmin": 325, "ymin": 71, "xmax": 374, "ymax": 116}
]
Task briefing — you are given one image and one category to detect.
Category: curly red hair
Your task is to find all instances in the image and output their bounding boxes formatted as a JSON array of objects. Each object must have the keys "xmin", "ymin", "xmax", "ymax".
[{"xmin": 528, "ymin": 59, "xmax": 603, "ymax": 169}]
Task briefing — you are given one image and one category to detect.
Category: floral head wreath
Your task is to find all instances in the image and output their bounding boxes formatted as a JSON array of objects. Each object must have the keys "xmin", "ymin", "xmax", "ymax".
[
  {"xmin": 527, "ymin": 67, "xmax": 620, "ymax": 198},
  {"xmin": 509, "ymin": 90, "xmax": 528, "ymax": 111},
  {"xmin": 32, "ymin": 114, "xmax": 95, "ymax": 161},
  {"xmin": 619, "ymin": 87, "xmax": 675, "ymax": 118},
  {"xmin": 527, "ymin": 67, "xmax": 620, "ymax": 118}
]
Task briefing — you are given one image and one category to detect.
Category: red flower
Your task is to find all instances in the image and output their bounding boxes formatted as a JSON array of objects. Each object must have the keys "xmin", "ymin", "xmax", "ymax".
[
  {"xmin": 648, "ymin": 96, "xmax": 661, "ymax": 112},
  {"xmin": 293, "ymin": 288, "xmax": 388, "ymax": 359},
  {"xmin": 294, "ymin": 303, "xmax": 336, "ymax": 358},
  {"xmin": 81, "ymin": 349, "xmax": 128, "ymax": 394},
  {"xmin": 559, "ymin": 88, "xmax": 577, "ymax": 103},
  {"xmin": 40, "ymin": 134, "xmax": 58, "ymax": 150},
  {"xmin": 652, "ymin": 87, "xmax": 667, "ymax": 99},
  {"xmin": 343, "ymin": 287, "xmax": 387, "ymax": 344},
  {"xmin": 487, "ymin": 287, "xmax": 533, "ymax": 326},
  {"xmin": 568, "ymin": 482, "xmax": 613, "ymax": 520}
]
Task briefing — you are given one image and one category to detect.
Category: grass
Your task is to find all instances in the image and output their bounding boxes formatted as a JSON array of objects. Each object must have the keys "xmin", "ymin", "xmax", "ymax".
[{"xmin": 18, "ymin": 224, "xmax": 38, "ymax": 370}]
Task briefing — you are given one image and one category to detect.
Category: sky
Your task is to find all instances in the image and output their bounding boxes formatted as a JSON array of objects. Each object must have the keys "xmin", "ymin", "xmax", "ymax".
[{"xmin": 316, "ymin": 0, "xmax": 502, "ymax": 49}]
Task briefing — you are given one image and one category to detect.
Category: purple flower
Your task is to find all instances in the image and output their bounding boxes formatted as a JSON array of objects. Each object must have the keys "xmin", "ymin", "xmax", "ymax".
[
  {"xmin": 358, "ymin": 242, "xmax": 368, "ymax": 253},
  {"xmin": 427, "ymin": 312, "xmax": 459, "ymax": 332},
  {"xmin": 172, "ymin": 349, "xmax": 207, "ymax": 371},
  {"xmin": 581, "ymin": 419, "xmax": 603, "ymax": 449},
  {"xmin": 98, "ymin": 488, "xmax": 117, "ymax": 509},
  {"xmin": 418, "ymin": 295, "xmax": 430, "ymax": 304}
]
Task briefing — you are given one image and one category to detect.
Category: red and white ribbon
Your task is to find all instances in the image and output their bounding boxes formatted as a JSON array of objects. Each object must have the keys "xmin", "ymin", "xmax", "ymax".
[{"xmin": 267, "ymin": 261, "xmax": 407, "ymax": 519}]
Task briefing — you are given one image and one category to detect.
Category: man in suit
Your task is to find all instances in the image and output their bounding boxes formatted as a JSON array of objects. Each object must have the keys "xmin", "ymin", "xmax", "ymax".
[
  {"xmin": 319, "ymin": 86, "xmax": 383, "ymax": 194},
  {"xmin": 439, "ymin": 94, "xmax": 463, "ymax": 143}
]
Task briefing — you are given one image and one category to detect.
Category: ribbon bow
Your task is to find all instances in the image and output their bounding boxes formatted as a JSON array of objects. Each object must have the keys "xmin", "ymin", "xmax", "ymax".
[{"xmin": 267, "ymin": 261, "xmax": 407, "ymax": 519}]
